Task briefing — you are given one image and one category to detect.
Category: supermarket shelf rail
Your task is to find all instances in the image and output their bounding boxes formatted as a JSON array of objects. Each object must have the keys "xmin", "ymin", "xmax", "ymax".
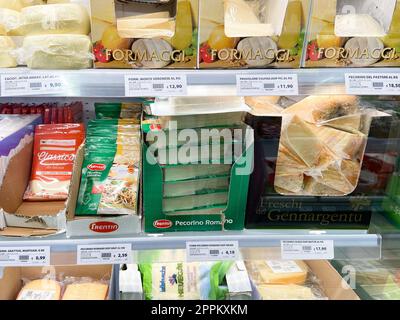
[
  {"xmin": 1, "ymin": 68, "xmax": 400, "ymax": 98},
  {"xmin": 0, "ymin": 229, "xmax": 381, "ymax": 265}
]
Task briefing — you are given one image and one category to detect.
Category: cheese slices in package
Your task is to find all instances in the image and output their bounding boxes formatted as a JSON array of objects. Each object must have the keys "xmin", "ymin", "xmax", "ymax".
[{"xmin": 17, "ymin": 279, "xmax": 62, "ymax": 300}]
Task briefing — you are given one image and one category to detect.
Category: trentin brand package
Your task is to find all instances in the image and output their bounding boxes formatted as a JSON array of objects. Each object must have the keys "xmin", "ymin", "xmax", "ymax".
[
  {"xmin": 90, "ymin": 0, "xmax": 199, "ymax": 69},
  {"xmin": 244, "ymin": 95, "xmax": 399, "ymax": 230},
  {"xmin": 198, "ymin": 0, "xmax": 310, "ymax": 69},
  {"xmin": 304, "ymin": 0, "xmax": 400, "ymax": 67},
  {"xmin": 0, "ymin": 0, "xmax": 92, "ymax": 69}
]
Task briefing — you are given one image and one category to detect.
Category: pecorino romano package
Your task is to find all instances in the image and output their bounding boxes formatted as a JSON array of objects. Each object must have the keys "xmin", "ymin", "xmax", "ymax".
[
  {"xmin": 244, "ymin": 95, "xmax": 399, "ymax": 230},
  {"xmin": 90, "ymin": 0, "xmax": 199, "ymax": 69},
  {"xmin": 198, "ymin": 0, "xmax": 310, "ymax": 69},
  {"xmin": 304, "ymin": 0, "xmax": 400, "ymax": 67}
]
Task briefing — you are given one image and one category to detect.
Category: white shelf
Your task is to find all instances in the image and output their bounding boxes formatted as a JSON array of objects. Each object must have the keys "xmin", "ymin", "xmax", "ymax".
[
  {"xmin": 1, "ymin": 67, "xmax": 400, "ymax": 97},
  {"xmin": 0, "ymin": 230, "xmax": 381, "ymax": 265}
]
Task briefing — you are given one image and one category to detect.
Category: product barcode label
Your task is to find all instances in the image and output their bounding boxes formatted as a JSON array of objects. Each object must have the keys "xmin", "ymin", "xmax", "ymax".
[
  {"xmin": 125, "ymin": 74, "xmax": 187, "ymax": 96},
  {"xmin": 1, "ymin": 73, "xmax": 67, "ymax": 96},
  {"xmin": 18, "ymin": 290, "xmax": 56, "ymax": 300},
  {"xmin": 345, "ymin": 73, "xmax": 400, "ymax": 95},
  {"xmin": 0, "ymin": 247, "xmax": 50, "ymax": 266},
  {"xmin": 236, "ymin": 74, "xmax": 299, "ymax": 96},
  {"xmin": 281, "ymin": 240, "xmax": 334, "ymax": 260},
  {"xmin": 186, "ymin": 241, "xmax": 239, "ymax": 262},
  {"xmin": 77, "ymin": 244, "xmax": 132, "ymax": 265}
]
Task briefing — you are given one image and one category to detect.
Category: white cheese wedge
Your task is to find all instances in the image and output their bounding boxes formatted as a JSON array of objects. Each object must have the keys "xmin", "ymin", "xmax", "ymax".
[
  {"xmin": 0, "ymin": 8, "xmax": 21, "ymax": 35},
  {"xmin": 0, "ymin": 0, "xmax": 23, "ymax": 11},
  {"xmin": 335, "ymin": 14, "xmax": 386, "ymax": 37},
  {"xmin": 257, "ymin": 284, "xmax": 318, "ymax": 300},
  {"xmin": 20, "ymin": 3, "xmax": 90, "ymax": 35}
]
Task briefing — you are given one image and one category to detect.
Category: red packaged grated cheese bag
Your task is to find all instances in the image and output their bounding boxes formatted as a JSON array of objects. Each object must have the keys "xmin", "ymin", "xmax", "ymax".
[{"xmin": 23, "ymin": 123, "xmax": 85, "ymax": 201}]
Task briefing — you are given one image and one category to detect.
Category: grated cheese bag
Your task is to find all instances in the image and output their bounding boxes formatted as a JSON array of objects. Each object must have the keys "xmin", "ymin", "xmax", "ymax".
[{"xmin": 23, "ymin": 123, "xmax": 84, "ymax": 201}]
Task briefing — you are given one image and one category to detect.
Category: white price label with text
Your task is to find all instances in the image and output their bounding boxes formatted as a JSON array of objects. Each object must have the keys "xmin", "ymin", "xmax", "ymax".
[
  {"xmin": 1, "ymin": 74, "xmax": 66, "ymax": 96},
  {"xmin": 125, "ymin": 74, "xmax": 187, "ymax": 96},
  {"xmin": 77, "ymin": 244, "xmax": 132, "ymax": 265},
  {"xmin": 237, "ymin": 74, "xmax": 299, "ymax": 96},
  {"xmin": 0, "ymin": 246, "xmax": 50, "ymax": 266},
  {"xmin": 345, "ymin": 73, "xmax": 400, "ymax": 95},
  {"xmin": 186, "ymin": 241, "xmax": 239, "ymax": 262},
  {"xmin": 281, "ymin": 240, "xmax": 334, "ymax": 260}
]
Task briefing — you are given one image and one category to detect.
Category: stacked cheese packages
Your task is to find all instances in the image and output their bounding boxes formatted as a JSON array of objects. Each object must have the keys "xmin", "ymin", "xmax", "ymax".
[
  {"xmin": 0, "ymin": 0, "xmax": 92, "ymax": 69},
  {"xmin": 142, "ymin": 97, "xmax": 252, "ymax": 233},
  {"xmin": 246, "ymin": 260, "xmax": 327, "ymax": 300},
  {"xmin": 75, "ymin": 102, "xmax": 142, "ymax": 217}
]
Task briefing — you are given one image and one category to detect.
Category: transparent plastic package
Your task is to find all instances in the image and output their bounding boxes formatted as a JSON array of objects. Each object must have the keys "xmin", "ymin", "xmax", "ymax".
[
  {"xmin": 62, "ymin": 276, "xmax": 109, "ymax": 300},
  {"xmin": 22, "ymin": 34, "xmax": 93, "ymax": 69},
  {"xmin": 17, "ymin": 277, "xmax": 62, "ymax": 300},
  {"xmin": 245, "ymin": 260, "xmax": 328, "ymax": 300}
]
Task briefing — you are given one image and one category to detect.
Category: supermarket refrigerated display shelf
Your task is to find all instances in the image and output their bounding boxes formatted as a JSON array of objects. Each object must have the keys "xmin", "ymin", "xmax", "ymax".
[
  {"xmin": 0, "ymin": 229, "xmax": 381, "ymax": 265},
  {"xmin": 0, "ymin": 67, "xmax": 399, "ymax": 97}
]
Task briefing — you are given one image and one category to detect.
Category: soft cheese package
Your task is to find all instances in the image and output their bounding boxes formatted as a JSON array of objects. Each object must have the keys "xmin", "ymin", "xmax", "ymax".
[
  {"xmin": 246, "ymin": 260, "xmax": 327, "ymax": 300},
  {"xmin": 199, "ymin": 0, "xmax": 310, "ymax": 69},
  {"xmin": 138, "ymin": 261, "xmax": 253, "ymax": 300},
  {"xmin": 304, "ymin": 0, "xmax": 400, "ymax": 67},
  {"xmin": 245, "ymin": 95, "xmax": 398, "ymax": 230},
  {"xmin": 90, "ymin": 0, "xmax": 198, "ymax": 69}
]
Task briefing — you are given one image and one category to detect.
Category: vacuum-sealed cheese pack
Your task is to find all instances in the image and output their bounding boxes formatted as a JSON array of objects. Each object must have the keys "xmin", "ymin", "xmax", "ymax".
[{"xmin": 24, "ymin": 123, "xmax": 84, "ymax": 201}]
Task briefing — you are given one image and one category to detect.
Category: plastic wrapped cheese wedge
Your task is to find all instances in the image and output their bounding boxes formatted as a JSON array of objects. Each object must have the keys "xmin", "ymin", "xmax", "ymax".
[
  {"xmin": 224, "ymin": 0, "xmax": 288, "ymax": 37},
  {"xmin": 62, "ymin": 282, "xmax": 109, "ymax": 300},
  {"xmin": 0, "ymin": 36, "xmax": 17, "ymax": 67},
  {"xmin": 0, "ymin": 8, "xmax": 22, "ymax": 35},
  {"xmin": 17, "ymin": 279, "xmax": 61, "ymax": 300},
  {"xmin": 257, "ymin": 285, "xmax": 320, "ymax": 300},
  {"xmin": 20, "ymin": 3, "xmax": 91, "ymax": 36},
  {"xmin": 117, "ymin": 11, "xmax": 175, "ymax": 38},
  {"xmin": 22, "ymin": 34, "xmax": 93, "ymax": 69}
]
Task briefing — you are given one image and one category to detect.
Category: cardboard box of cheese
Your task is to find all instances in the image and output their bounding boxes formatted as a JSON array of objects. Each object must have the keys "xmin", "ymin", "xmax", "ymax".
[
  {"xmin": 304, "ymin": 0, "xmax": 400, "ymax": 68},
  {"xmin": 0, "ymin": 265, "xmax": 114, "ymax": 300},
  {"xmin": 90, "ymin": 0, "xmax": 199, "ymax": 69},
  {"xmin": 0, "ymin": 0, "xmax": 92, "ymax": 69},
  {"xmin": 198, "ymin": 0, "xmax": 310, "ymax": 69},
  {"xmin": 244, "ymin": 95, "xmax": 398, "ymax": 230}
]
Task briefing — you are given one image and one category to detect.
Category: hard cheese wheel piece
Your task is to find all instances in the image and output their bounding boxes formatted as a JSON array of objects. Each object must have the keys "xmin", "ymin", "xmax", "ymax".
[
  {"xmin": 344, "ymin": 37, "xmax": 384, "ymax": 67},
  {"xmin": 23, "ymin": 34, "xmax": 92, "ymax": 69},
  {"xmin": 17, "ymin": 279, "xmax": 61, "ymax": 300},
  {"xmin": 0, "ymin": 36, "xmax": 17, "ymax": 67},
  {"xmin": 256, "ymin": 260, "xmax": 308, "ymax": 285},
  {"xmin": 282, "ymin": 95, "xmax": 359, "ymax": 124},
  {"xmin": 20, "ymin": 4, "xmax": 91, "ymax": 36},
  {"xmin": 131, "ymin": 38, "xmax": 173, "ymax": 68},
  {"xmin": 62, "ymin": 282, "xmax": 109, "ymax": 300},
  {"xmin": 237, "ymin": 37, "xmax": 277, "ymax": 67},
  {"xmin": 257, "ymin": 284, "xmax": 317, "ymax": 300}
]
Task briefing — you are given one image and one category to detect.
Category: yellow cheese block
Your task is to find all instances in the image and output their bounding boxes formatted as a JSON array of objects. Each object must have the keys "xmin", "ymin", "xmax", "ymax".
[
  {"xmin": 20, "ymin": 3, "xmax": 91, "ymax": 35},
  {"xmin": 62, "ymin": 282, "xmax": 109, "ymax": 300},
  {"xmin": 253, "ymin": 260, "xmax": 309, "ymax": 285},
  {"xmin": 0, "ymin": 36, "xmax": 17, "ymax": 67},
  {"xmin": 258, "ymin": 285, "xmax": 318, "ymax": 300},
  {"xmin": 23, "ymin": 34, "xmax": 92, "ymax": 69},
  {"xmin": 17, "ymin": 279, "xmax": 61, "ymax": 300},
  {"xmin": 278, "ymin": 1, "xmax": 302, "ymax": 49}
]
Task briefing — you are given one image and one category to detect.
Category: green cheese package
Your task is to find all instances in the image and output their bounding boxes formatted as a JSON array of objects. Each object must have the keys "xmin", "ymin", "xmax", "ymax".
[
  {"xmin": 138, "ymin": 261, "xmax": 253, "ymax": 300},
  {"xmin": 94, "ymin": 102, "xmax": 143, "ymax": 120},
  {"xmin": 75, "ymin": 119, "xmax": 141, "ymax": 216}
]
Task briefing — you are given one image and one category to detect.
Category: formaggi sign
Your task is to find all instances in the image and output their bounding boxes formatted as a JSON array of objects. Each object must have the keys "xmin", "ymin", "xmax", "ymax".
[{"xmin": 105, "ymin": 49, "xmax": 186, "ymax": 63}]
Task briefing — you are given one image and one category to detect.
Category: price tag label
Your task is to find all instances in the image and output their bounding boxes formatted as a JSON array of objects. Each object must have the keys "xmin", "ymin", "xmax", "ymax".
[
  {"xmin": 0, "ymin": 246, "xmax": 50, "ymax": 266},
  {"xmin": 77, "ymin": 244, "xmax": 132, "ymax": 265},
  {"xmin": 125, "ymin": 74, "xmax": 187, "ymax": 96},
  {"xmin": 1, "ymin": 74, "xmax": 66, "ymax": 96},
  {"xmin": 345, "ymin": 73, "xmax": 400, "ymax": 95},
  {"xmin": 186, "ymin": 241, "xmax": 239, "ymax": 262},
  {"xmin": 281, "ymin": 240, "xmax": 334, "ymax": 260},
  {"xmin": 236, "ymin": 74, "xmax": 299, "ymax": 96}
]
